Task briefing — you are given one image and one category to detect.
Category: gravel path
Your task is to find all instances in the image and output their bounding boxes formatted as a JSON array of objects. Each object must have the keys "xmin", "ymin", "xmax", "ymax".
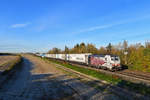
[{"xmin": 0, "ymin": 55, "xmax": 121, "ymax": 100}]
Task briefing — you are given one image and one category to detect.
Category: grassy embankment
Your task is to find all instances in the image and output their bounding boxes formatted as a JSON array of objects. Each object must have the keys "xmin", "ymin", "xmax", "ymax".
[
  {"xmin": 0, "ymin": 55, "xmax": 22, "ymax": 74},
  {"xmin": 39, "ymin": 57, "xmax": 150, "ymax": 96}
]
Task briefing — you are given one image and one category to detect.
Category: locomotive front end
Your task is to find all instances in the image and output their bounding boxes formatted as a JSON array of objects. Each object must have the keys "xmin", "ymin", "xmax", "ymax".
[
  {"xmin": 111, "ymin": 56, "xmax": 121, "ymax": 70},
  {"xmin": 110, "ymin": 56, "xmax": 122, "ymax": 71}
]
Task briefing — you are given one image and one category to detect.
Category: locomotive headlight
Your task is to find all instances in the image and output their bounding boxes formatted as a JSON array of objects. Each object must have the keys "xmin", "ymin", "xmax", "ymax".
[
  {"xmin": 117, "ymin": 64, "xmax": 120, "ymax": 66},
  {"xmin": 112, "ymin": 64, "xmax": 115, "ymax": 66}
]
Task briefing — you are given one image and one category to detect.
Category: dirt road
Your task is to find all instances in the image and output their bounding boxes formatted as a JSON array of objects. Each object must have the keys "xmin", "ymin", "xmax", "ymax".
[{"xmin": 0, "ymin": 55, "xmax": 121, "ymax": 100}]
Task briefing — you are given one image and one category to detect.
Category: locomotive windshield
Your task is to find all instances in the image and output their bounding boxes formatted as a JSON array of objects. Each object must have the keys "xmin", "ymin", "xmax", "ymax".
[{"xmin": 111, "ymin": 56, "xmax": 119, "ymax": 61}]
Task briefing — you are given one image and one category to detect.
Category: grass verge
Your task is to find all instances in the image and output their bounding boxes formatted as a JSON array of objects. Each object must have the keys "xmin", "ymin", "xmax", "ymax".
[{"xmin": 2, "ymin": 55, "xmax": 22, "ymax": 75}]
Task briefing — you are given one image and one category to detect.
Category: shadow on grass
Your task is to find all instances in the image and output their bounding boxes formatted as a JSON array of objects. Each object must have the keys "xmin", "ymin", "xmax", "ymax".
[{"xmin": 117, "ymin": 80, "xmax": 150, "ymax": 96}]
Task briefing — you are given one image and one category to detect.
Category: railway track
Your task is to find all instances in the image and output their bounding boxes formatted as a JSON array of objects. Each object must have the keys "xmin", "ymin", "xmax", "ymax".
[
  {"xmin": 67, "ymin": 62, "xmax": 150, "ymax": 85},
  {"xmin": 52, "ymin": 62, "xmax": 150, "ymax": 100},
  {"xmin": 118, "ymin": 71, "xmax": 150, "ymax": 82},
  {"xmin": 47, "ymin": 57, "xmax": 150, "ymax": 85},
  {"xmin": 46, "ymin": 57, "xmax": 150, "ymax": 86}
]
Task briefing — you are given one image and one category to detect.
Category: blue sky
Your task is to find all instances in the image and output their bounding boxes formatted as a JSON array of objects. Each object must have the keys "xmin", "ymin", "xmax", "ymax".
[{"xmin": 0, "ymin": 0, "xmax": 150, "ymax": 53}]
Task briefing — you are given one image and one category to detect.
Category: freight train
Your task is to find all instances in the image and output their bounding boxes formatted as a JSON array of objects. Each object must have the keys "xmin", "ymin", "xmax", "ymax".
[{"xmin": 36, "ymin": 53, "xmax": 122, "ymax": 71}]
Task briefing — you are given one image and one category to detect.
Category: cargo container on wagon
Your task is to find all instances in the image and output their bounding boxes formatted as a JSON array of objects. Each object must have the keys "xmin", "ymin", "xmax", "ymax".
[
  {"xmin": 56, "ymin": 54, "xmax": 66, "ymax": 60},
  {"xmin": 67, "ymin": 53, "xmax": 92, "ymax": 64},
  {"xmin": 45, "ymin": 54, "xmax": 56, "ymax": 59}
]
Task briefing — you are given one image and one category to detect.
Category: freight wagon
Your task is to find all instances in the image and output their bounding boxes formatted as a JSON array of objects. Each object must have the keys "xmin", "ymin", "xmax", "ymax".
[
  {"xmin": 38, "ymin": 53, "xmax": 121, "ymax": 71},
  {"xmin": 67, "ymin": 53, "xmax": 91, "ymax": 64}
]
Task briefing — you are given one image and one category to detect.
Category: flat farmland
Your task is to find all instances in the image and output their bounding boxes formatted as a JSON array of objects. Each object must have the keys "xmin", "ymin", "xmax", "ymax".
[{"xmin": 0, "ymin": 55, "xmax": 20, "ymax": 72}]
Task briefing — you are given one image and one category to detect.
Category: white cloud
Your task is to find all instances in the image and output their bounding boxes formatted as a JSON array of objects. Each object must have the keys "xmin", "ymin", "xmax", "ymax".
[
  {"xmin": 72, "ymin": 15, "xmax": 150, "ymax": 35},
  {"xmin": 11, "ymin": 22, "xmax": 31, "ymax": 28},
  {"xmin": 79, "ymin": 24, "xmax": 117, "ymax": 33},
  {"xmin": 73, "ymin": 23, "xmax": 122, "ymax": 35}
]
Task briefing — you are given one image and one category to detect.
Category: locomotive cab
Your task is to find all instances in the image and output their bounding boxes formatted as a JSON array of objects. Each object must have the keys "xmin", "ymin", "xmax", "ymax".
[{"xmin": 109, "ymin": 55, "xmax": 121, "ymax": 71}]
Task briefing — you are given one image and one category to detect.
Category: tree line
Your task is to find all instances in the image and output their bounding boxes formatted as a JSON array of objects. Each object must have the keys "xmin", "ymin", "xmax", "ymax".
[{"xmin": 47, "ymin": 40, "xmax": 150, "ymax": 72}]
